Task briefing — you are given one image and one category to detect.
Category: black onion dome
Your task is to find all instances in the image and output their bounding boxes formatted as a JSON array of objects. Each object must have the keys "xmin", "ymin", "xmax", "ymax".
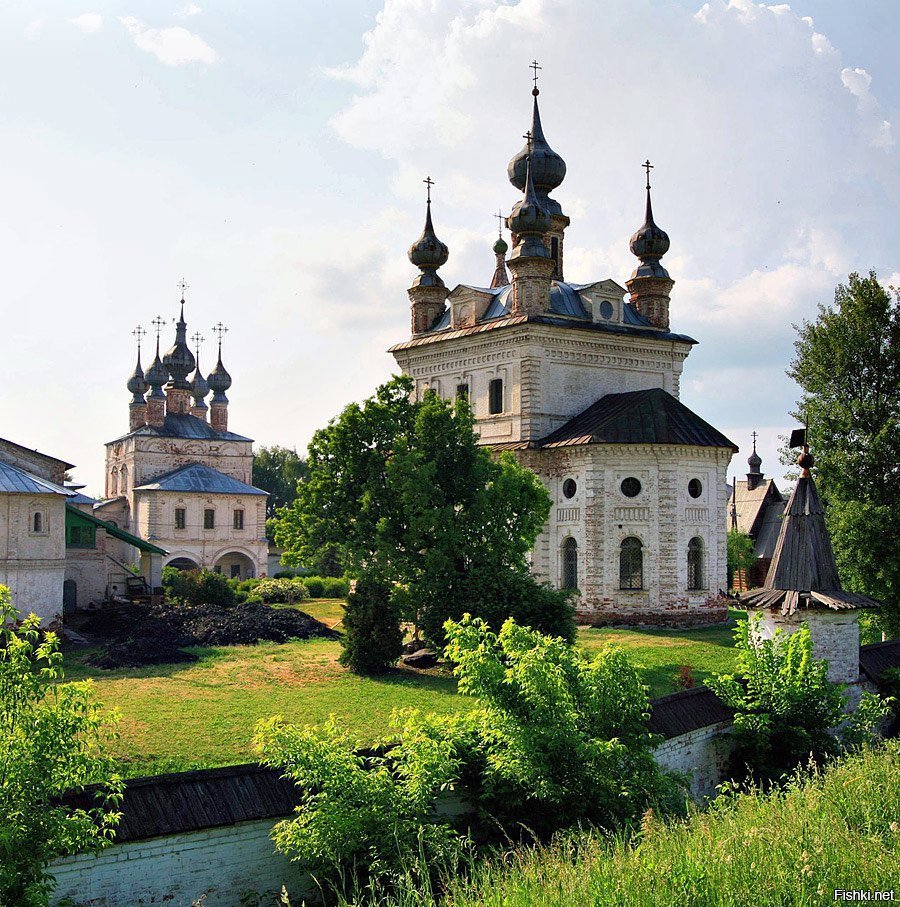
[
  {"xmin": 127, "ymin": 351, "xmax": 148, "ymax": 401},
  {"xmin": 493, "ymin": 235, "xmax": 509, "ymax": 255},
  {"xmin": 208, "ymin": 351, "xmax": 232, "ymax": 401},
  {"xmin": 144, "ymin": 340, "xmax": 169, "ymax": 396},
  {"xmin": 629, "ymin": 187, "xmax": 670, "ymax": 279},
  {"xmin": 163, "ymin": 304, "xmax": 196, "ymax": 388},
  {"xmin": 408, "ymin": 201, "xmax": 449, "ymax": 271},
  {"xmin": 191, "ymin": 352, "xmax": 210, "ymax": 402},
  {"xmin": 508, "ymin": 90, "xmax": 566, "ymax": 215},
  {"xmin": 509, "ymin": 154, "xmax": 552, "ymax": 239},
  {"xmin": 748, "ymin": 448, "xmax": 762, "ymax": 471}
]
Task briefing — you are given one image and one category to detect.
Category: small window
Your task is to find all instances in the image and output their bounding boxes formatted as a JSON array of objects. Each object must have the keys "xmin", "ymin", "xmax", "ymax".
[
  {"xmin": 620, "ymin": 537, "xmax": 644, "ymax": 590},
  {"xmin": 489, "ymin": 378, "xmax": 504, "ymax": 415},
  {"xmin": 687, "ymin": 537, "xmax": 705, "ymax": 590},
  {"xmin": 620, "ymin": 477, "xmax": 642, "ymax": 498},
  {"xmin": 230, "ymin": 564, "xmax": 241, "ymax": 579},
  {"xmin": 32, "ymin": 512, "xmax": 43, "ymax": 533},
  {"xmin": 688, "ymin": 479, "xmax": 703, "ymax": 499},
  {"xmin": 561, "ymin": 537, "xmax": 578, "ymax": 590},
  {"xmin": 562, "ymin": 478, "xmax": 577, "ymax": 499},
  {"xmin": 174, "ymin": 508, "xmax": 186, "ymax": 530},
  {"xmin": 233, "ymin": 509, "xmax": 244, "ymax": 530},
  {"xmin": 203, "ymin": 509, "xmax": 215, "ymax": 530},
  {"xmin": 599, "ymin": 300, "xmax": 614, "ymax": 320},
  {"xmin": 456, "ymin": 383, "xmax": 469, "ymax": 401},
  {"xmin": 550, "ymin": 236, "xmax": 560, "ymax": 276}
]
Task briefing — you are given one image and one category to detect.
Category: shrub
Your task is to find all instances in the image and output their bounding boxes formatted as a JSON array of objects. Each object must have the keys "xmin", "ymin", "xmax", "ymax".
[
  {"xmin": 162, "ymin": 568, "xmax": 236, "ymax": 608},
  {"xmin": 302, "ymin": 576, "xmax": 325, "ymax": 598},
  {"xmin": 322, "ymin": 576, "xmax": 350, "ymax": 599},
  {"xmin": 274, "ymin": 570, "xmax": 295, "ymax": 579},
  {"xmin": 710, "ymin": 613, "xmax": 890, "ymax": 782},
  {"xmin": 0, "ymin": 585, "xmax": 123, "ymax": 906},
  {"xmin": 340, "ymin": 575, "xmax": 403, "ymax": 675},
  {"xmin": 253, "ymin": 578, "xmax": 310, "ymax": 604}
]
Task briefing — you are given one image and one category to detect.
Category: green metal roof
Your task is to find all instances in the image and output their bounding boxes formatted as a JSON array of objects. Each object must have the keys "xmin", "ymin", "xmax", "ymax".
[{"xmin": 65, "ymin": 505, "xmax": 167, "ymax": 555}]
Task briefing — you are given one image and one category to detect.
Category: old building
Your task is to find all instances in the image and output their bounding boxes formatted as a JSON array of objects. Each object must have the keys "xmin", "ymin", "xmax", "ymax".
[
  {"xmin": 389, "ymin": 78, "xmax": 737, "ymax": 626},
  {"xmin": 728, "ymin": 435, "xmax": 786, "ymax": 589},
  {"xmin": 97, "ymin": 300, "xmax": 268, "ymax": 580}
]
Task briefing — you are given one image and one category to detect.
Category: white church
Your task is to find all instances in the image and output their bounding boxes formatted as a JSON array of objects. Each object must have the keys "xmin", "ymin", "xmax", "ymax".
[{"xmin": 390, "ymin": 80, "xmax": 738, "ymax": 627}]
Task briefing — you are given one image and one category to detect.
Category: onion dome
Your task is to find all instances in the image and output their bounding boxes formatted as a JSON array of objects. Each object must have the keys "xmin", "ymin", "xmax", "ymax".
[
  {"xmin": 507, "ymin": 88, "xmax": 566, "ymax": 216},
  {"xmin": 748, "ymin": 446, "xmax": 762, "ymax": 473},
  {"xmin": 208, "ymin": 348, "xmax": 232, "ymax": 403},
  {"xmin": 509, "ymin": 152, "xmax": 552, "ymax": 260},
  {"xmin": 191, "ymin": 351, "xmax": 210, "ymax": 406},
  {"xmin": 629, "ymin": 169, "xmax": 671, "ymax": 279},
  {"xmin": 144, "ymin": 338, "xmax": 169, "ymax": 398},
  {"xmin": 408, "ymin": 188, "xmax": 449, "ymax": 288},
  {"xmin": 162, "ymin": 301, "xmax": 196, "ymax": 389},
  {"xmin": 493, "ymin": 235, "xmax": 508, "ymax": 255},
  {"xmin": 127, "ymin": 350, "xmax": 148, "ymax": 402}
]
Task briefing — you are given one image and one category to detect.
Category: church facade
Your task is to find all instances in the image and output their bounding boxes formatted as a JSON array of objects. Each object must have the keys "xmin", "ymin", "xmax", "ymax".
[
  {"xmin": 390, "ymin": 82, "xmax": 737, "ymax": 626},
  {"xmin": 97, "ymin": 302, "xmax": 268, "ymax": 580}
]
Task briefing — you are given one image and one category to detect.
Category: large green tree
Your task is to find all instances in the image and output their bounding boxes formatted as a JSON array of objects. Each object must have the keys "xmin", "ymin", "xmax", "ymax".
[
  {"xmin": 252, "ymin": 445, "xmax": 308, "ymax": 520},
  {"xmin": 787, "ymin": 271, "xmax": 900, "ymax": 635},
  {"xmin": 0, "ymin": 586, "xmax": 122, "ymax": 905},
  {"xmin": 273, "ymin": 376, "xmax": 573, "ymax": 647}
]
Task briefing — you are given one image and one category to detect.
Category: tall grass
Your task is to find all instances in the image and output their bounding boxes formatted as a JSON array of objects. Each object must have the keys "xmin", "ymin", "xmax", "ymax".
[{"xmin": 336, "ymin": 742, "xmax": 899, "ymax": 907}]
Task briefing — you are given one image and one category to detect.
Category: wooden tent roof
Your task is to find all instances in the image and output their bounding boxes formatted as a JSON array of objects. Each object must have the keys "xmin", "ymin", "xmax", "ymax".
[{"xmin": 739, "ymin": 475, "xmax": 880, "ymax": 615}]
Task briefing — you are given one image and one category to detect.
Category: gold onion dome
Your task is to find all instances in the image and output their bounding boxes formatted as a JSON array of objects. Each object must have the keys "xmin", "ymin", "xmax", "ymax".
[{"xmin": 507, "ymin": 88, "xmax": 567, "ymax": 216}]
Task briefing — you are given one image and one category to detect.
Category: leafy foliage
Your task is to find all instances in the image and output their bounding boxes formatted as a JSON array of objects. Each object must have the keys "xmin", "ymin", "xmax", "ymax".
[
  {"xmin": 273, "ymin": 376, "xmax": 567, "ymax": 647},
  {"xmin": 252, "ymin": 578, "xmax": 310, "ymax": 604},
  {"xmin": 0, "ymin": 586, "xmax": 122, "ymax": 906},
  {"xmin": 787, "ymin": 271, "xmax": 900, "ymax": 635},
  {"xmin": 726, "ymin": 530, "xmax": 756, "ymax": 590},
  {"xmin": 340, "ymin": 575, "xmax": 404, "ymax": 674},
  {"xmin": 444, "ymin": 615, "xmax": 677, "ymax": 835},
  {"xmin": 254, "ymin": 712, "xmax": 468, "ymax": 894},
  {"xmin": 709, "ymin": 613, "xmax": 889, "ymax": 781},
  {"xmin": 162, "ymin": 566, "xmax": 236, "ymax": 608},
  {"xmin": 252, "ymin": 445, "xmax": 308, "ymax": 521}
]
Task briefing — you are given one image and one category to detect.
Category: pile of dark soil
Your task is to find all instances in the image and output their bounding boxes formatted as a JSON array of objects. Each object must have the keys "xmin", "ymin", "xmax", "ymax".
[{"xmin": 80, "ymin": 600, "xmax": 339, "ymax": 669}]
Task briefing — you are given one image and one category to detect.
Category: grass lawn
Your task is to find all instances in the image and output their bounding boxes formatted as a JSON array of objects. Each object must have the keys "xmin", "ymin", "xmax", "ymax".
[{"xmin": 63, "ymin": 602, "xmax": 744, "ymax": 777}]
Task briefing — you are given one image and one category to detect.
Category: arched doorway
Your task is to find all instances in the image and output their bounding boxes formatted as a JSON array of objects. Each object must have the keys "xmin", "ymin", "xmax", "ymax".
[
  {"xmin": 166, "ymin": 557, "xmax": 200, "ymax": 571},
  {"xmin": 213, "ymin": 551, "xmax": 256, "ymax": 581}
]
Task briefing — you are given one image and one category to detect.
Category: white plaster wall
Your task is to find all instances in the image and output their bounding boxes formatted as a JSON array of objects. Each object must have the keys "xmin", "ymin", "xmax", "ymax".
[
  {"xmin": 50, "ymin": 819, "xmax": 314, "ymax": 907},
  {"xmin": 653, "ymin": 720, "xmax": 735, "ymax": 800}
]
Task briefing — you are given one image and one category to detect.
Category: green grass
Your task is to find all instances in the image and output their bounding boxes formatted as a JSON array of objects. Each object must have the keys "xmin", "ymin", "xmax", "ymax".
[
  {"xmin": 63, "ymin": 605, "xmax": 745, "ymax": 777},
  {"xmin": 339, "ymin": 742, "xmax": 900, "ymax": 907}
]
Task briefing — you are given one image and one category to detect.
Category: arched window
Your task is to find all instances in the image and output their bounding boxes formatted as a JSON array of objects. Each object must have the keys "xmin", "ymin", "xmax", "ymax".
[
  {"xmin": 561, "ymin": 537, "xmax": 578, "ymax": 590},
  {"xmin": 110, "ymin": 466, "xmax": 119, "ymax": 496},
  {"xmin": 687, "ymin": 537, "xmax": 705, "ymax": 590},
  {"xmin": 619, "ymin": 537, "xmax": 643, "ymax": 590},
  {"xmin": 120, "ymin": 466, "xmax": 128, "ymax": 494},
  {"xmin": 32, "ymin": 512, "xmax": 43, "ymax": 533}
]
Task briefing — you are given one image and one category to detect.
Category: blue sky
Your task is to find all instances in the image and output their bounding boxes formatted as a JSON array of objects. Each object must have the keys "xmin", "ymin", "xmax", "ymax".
[{"xmin": 1, "ymin": 0, "xmax": 897, "ymax": 494}]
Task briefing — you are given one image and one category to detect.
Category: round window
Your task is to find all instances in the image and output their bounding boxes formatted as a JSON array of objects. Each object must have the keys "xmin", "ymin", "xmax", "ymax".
[
  {"xmin": 688, "ymin": 478, "xmax": 703, "ymax": 499},
  {"xmin": 599, "ymin": 300, "xmax": 614, "ymax": 320},
  {"xmin": 562, "ymin": 478, "xmax": 577, "ymax": 499},
  {"xmin": 620, "ymin": 477, "xmax": 642, "ymax": 498}
]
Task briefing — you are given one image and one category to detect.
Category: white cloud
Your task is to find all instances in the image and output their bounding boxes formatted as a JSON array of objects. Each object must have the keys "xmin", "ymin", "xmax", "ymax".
[
  {"xmin": 841, "ymin": 66, "xmax": 894, "ymax": 148},
  {"xmin": 24, "ymin": 18, "xmax": 43, "ymax": 40},
  {"xmin": 70, "ymin": 13, "xmax": 103, "ymax": 34},
  {"xmin": 119, "ymin": 16, "xmax": 219, "ymax": 66},
  {"xmin": 175, "ymin": 4, "xmax": 202, "ymax": 18}
]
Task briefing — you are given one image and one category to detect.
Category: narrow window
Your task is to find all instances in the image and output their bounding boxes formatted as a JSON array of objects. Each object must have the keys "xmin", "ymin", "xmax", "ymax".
[
  {"xmin": 204, "ymin": 509, "xmax": 215, "ymax": 530},
  {"xmin": 489, "ymin": 378, "xmax": 504, "ymax": 415},
  {"xmin": 687, "ymin": 537, "xmax": 705, "ymax": 590},
  {"xmin": 175, "ymin": 508, "xmax": 186, "ymax": 530},
  {"xmin": 233, "ymin": 509, "xmax": 244, "ymax": 530},
  {"xmin": 456, "ymin": 383, "xmax": 469, "ymax": 401},
  {"xmin": 550, "ymin": 236, "xmax": 560, "ymax": 277},
  {"xmin": 561, "ymin": 537, "xmax": 578, "ymax": 590},
  {"xmin": 32, "ymin": 512, "xmax": 43, "ymax": 533},
  {"xmin": 619, "ymin": 537, "xmax": 644, "ymax": 590}
]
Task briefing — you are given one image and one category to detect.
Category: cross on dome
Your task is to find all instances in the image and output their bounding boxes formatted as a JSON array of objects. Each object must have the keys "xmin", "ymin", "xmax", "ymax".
[{"xmin": 643, "ymin": 159, "xmax": 654, "ymax": 190}]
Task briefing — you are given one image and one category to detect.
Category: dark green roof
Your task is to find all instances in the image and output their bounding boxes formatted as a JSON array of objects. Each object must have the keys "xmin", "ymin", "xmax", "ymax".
[{"xmin": 65, "ymin": 505, "xmax": 167, "ymax": 555}]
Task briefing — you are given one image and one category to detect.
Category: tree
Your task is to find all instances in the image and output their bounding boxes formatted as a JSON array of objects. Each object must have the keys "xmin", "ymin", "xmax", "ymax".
[
  {"xmin": 252, "ymin": 445, "xmax": 308, "ymax": 521},
  {"xmin": 0, "ymin": 586, "xmax": 122, "ymax": 906},
  {"xmin": 787, "ymin": 271, "xmax": 900, "ymax": 636},
  {"xmin": 273, "ymin": 377, "xmax": 572, "ymax": 648},
  {"xmin": 726, "ymin": 530, "xmax": 756, "ymax": 590},
  {"xmin": 339, "ymin": 575, "xmax": 403, "ymax": 674}
]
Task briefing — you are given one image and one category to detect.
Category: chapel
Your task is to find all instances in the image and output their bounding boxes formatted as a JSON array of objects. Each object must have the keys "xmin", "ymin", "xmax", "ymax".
[
  {"xmin": 97, "ymin": 295, "xmax": 268, "ymax": 580},
  {"xmin": 389, "ymin": 76, "xmax": 738, "ymax": 626}
]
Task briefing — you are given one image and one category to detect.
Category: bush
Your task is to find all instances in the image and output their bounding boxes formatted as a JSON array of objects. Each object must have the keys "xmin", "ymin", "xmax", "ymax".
[
  {"xmin": 303, "ymin": 577, "xmax": 325, "ymax": 598},
  {"xmin": 253, "ymin": 578, "xmax": 310, "ymax": 604},
  {"xmin": 273, "ymin": 570, "xmax": 295, "ymax": 579},
  {"xmin": 322, "ymin": 576, "xmax": 350, "ymax": 599},
  {"xmin": 340, "ymin": 575, "xmax": 403, "ymax": 675},
  {"xmin": 162, "ymin": 568, "xmax": 236, "ymax": 608},
  {"xmin": 710, "ymin": 613, "xmax": 890, "ymax": 782}
]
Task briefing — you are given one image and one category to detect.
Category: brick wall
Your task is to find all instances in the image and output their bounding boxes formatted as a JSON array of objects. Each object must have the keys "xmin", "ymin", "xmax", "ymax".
[{"xmin": 653, "ymin": 720, "xmax": 735, "ymax": 800}]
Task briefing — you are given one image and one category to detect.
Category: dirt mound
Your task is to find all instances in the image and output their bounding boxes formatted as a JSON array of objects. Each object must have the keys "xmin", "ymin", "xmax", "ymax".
[{"xmin": 81, "ymin": 600, "xmax": 339, "ymax": 669}]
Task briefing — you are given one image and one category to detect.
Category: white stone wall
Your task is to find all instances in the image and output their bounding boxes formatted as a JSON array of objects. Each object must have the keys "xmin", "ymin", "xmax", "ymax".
[
  {"xmin": 653, "ymin": 720, "xmax": 735, "ymax": 800},
  {"xmin": 519, "ymin": 444, "xmax": 731, "ymax": 626},
  {"xmin": 50, "ymin": 819, "xmax": 314, "ymax": 907},
  {"xmin": 0, "ymin": 493, "xmax": 66, "ymax": 622}
]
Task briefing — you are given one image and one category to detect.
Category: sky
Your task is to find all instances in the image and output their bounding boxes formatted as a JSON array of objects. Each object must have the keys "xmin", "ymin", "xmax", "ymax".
[{"xmin": 0, "ymin": 0, "xmax": 897, "ymax": 496}]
